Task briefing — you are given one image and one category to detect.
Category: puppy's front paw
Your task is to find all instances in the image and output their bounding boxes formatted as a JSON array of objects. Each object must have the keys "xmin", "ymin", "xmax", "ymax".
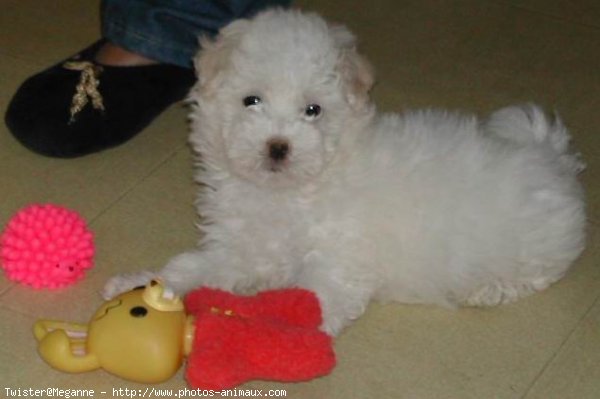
[
  {"xmin": 319, "ymin": 305, "xmax": 354, "ymax": 336},
  {"xmin": 101, "ymin": 270, "xmax": 157, "ymax": 300},
  {"xmin": 316, "ymin": 291, "xmax": 369, "ymax": 336}
]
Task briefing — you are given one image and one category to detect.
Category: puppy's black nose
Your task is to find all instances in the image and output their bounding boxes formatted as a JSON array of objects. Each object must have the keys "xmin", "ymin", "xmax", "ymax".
[{"xmin": 268, "ymin": 139, "xmax": 290, "ymax": 161}]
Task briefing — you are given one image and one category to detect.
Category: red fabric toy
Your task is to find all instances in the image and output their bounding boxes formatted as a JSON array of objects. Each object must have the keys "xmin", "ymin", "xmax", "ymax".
[{"xmin": 185, "ymin": 287, "xmax": 336, "ymax": 390}]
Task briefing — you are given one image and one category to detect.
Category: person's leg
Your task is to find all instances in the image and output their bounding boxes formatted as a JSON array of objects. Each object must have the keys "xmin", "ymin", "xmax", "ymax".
[
  {"xmin": 5, "ymin": 0, "xmax": 292, "ymax": 158},
  {"xmin": 95, "ymin": 42, "xmax": 159, "ymax": 67},
  {"xmin": 101, "ymin": 0, "xmax": 293, "ymax": 68}
]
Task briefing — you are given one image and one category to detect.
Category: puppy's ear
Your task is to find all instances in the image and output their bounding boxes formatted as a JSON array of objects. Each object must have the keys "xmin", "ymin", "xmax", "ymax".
[
  {"xmin": 193, "ymin": 19, "xmax": 251, "ymax": 94},
  {"xmin": 330, "ymin": 25, "xmax": 375, "ymax": 111}
]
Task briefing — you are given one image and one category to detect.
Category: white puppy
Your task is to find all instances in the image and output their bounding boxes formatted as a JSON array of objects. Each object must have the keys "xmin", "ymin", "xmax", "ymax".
[{"xmin": 104, "ymin": 9, "xmax": 586, "ymax": 335}]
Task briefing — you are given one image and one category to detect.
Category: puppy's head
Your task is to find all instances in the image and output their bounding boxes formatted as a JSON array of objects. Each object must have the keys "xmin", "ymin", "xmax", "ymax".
[{"xmin": 189, "ymin": 9, "xmax": 374, "ymax": 188}]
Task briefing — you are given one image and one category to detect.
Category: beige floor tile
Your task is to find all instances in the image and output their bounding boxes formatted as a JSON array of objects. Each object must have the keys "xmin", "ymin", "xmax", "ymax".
[
  {"xmin": 500, "ymin": 0, "xmax": 600, "ymax": 28},
  {"xmin": 0, "ymin": 280, "xmax": 13, "ymax": 296},
  {"xmin": 0, "ymin": 0, "xmax": 101, "ymax": 66},
  {"xmin": 581, "ymin": 155, "xmax": 600, "ymax": 224},
  {"xmin": 524, "ymin": 296, "xmax": 600, "ymax": 399},
  {"xmin": 0, "ymin": 308, "xmax": 78, "ymax": 388},
  {"xmin": 57, "ymin": 369, "xmax": 191, "ymax": 397},
  {"xmin": 299, "ymin": 0, "xmax": 518, "ymax": 111},
  {"xmin": 88, "ymin": 148, "xmax": 198, "ymax": 278},
  {"xmin": 512, "ymin": 26, "xmax": 600, "ymax": 131},
  {"xmin": 0, "ymin": 270, "xmax": 105, "ymax": 321}
]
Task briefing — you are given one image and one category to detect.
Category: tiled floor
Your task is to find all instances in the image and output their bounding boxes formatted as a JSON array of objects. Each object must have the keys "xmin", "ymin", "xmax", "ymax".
[{"xmin": 1, "ymin": 1, "xmax": 599, "ymax": 398}]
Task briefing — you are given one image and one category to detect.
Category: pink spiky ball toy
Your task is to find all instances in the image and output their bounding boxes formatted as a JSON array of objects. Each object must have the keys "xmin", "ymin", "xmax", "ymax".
[{"xmin": 0, "ymin": 204, "xmax": 94, "ymax": 289}]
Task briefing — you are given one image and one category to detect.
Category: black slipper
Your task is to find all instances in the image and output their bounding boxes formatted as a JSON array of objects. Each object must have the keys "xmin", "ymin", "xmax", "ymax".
[{"xmin": 5, "ymin": 40, "xmax": 196, "ymax": 158}]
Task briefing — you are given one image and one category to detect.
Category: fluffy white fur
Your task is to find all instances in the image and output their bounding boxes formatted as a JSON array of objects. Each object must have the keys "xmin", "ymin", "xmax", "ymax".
[{"xmin": 103, "ymin": 9, "xmax": 586, "ymax": 335}]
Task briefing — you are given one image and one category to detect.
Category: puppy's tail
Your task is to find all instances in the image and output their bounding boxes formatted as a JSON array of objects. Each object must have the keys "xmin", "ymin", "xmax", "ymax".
[{"xmin": 485, "ymin": 104, "xmax": 585, "ymax": 173}]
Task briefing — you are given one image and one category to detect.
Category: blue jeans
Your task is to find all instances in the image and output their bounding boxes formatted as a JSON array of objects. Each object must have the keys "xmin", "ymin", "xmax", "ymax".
[{"xmin": 101, "ymin": 0, "xmax": 293, "ymax": 68}]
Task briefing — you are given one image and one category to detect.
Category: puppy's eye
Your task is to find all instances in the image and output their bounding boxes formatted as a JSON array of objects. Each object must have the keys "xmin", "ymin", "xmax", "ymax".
[
  {"xmin": 304, "ymin": 104, "xmax": 322, "ymax": 120},
  {"xmin": 243, "ymin": 96, "xmax": 262, "ymax": 107}
]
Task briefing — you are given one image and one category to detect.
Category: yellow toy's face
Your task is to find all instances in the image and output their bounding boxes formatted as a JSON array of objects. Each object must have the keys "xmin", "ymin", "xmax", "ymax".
[{"xmin": 34, "ymin": 280, "xmax": 191, "ymax": 383}]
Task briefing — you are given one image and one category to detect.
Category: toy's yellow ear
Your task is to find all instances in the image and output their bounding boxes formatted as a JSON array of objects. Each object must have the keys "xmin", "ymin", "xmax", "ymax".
[
  {"xmin": 143, "ymin": 279, "xmax": 184, "ymax": 312},
  {"xmin": 34, "ymin": 320, "xmax": 100, "ymax": 373}
]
